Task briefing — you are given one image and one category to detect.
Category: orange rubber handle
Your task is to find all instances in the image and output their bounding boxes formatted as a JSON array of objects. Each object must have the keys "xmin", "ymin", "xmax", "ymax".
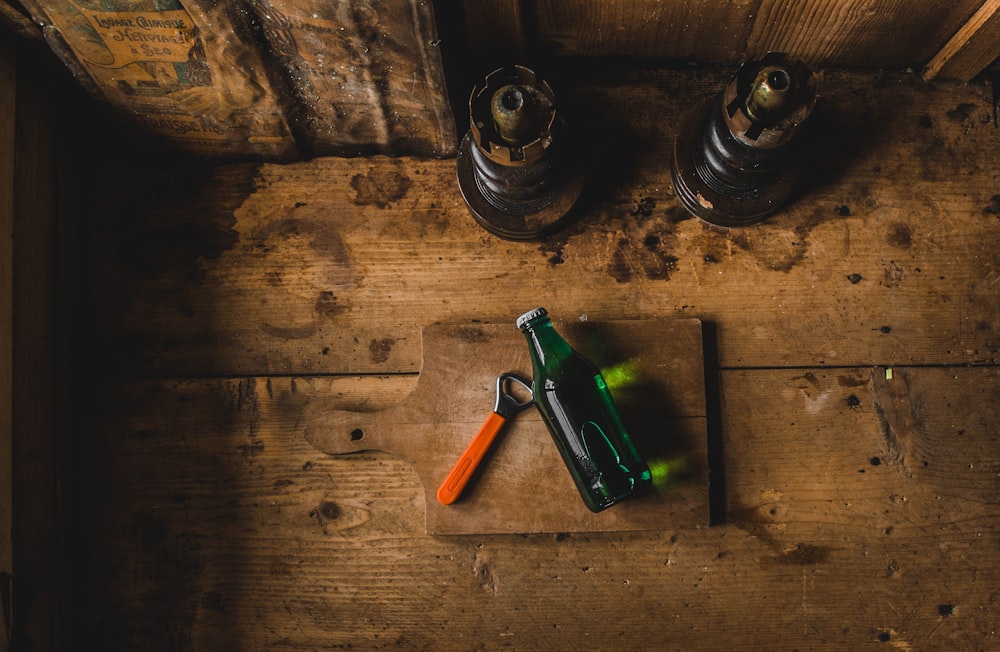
[{"xmin": 437, "ymin": 411, "xmax": 507, "ymax": 505}]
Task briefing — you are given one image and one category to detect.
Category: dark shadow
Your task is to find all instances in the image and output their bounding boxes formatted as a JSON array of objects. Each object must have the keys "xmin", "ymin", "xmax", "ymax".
[
  {"xmin": 701, "ymin": 321, "xmax": 726, "ymax": 526},
  {"xmin": 786, "ymin": 105, "xmax": 868, "ymax": 207},
  {"xmin": 567, "ymin": 320, "xmax": 702, "ymax": 486}
]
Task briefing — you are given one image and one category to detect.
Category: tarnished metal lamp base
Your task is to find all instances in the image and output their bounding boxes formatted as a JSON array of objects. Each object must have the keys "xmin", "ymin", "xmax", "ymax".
[
  {"xmin": 456, "ymin": 131, "xmax": 585, "ymax": 240},
  {"xmin": 671, "ymin": 53, "xmax": 816, "ymax": 228},
  {"xmin": 671, "ymin": 96, "xmax": 800, "ymax": 228},
  {"xmin": 456, "ymin": 65, "xmax": 585, "ymax": 240}
]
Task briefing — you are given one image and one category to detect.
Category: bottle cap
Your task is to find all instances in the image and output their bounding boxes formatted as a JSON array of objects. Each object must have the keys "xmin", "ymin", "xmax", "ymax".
[{"xmin": 516, "ymin": 307, "xmax": 548, "ymax": 330}]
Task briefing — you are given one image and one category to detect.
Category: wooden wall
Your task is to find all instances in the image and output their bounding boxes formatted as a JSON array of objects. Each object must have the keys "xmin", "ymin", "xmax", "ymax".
[{"xmin": 464, "ymin": 0, "xmax": 1000, "ymax": 81}]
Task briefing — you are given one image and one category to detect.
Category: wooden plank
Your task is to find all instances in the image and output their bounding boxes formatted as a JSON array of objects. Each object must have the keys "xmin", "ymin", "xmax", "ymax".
[
  {"xmin": 923, "ymin": 0, "xmax": 1000, "ymax": 82},
  {"xmin": 304, "ymin": 319, "xmax": 709, "ymax": 534},
  {"xmin": 531, "ymin": 0, "xmax": 756, "ymax": 62},
  {"xmin": 459, "ymin": 0, "xmax": 528, "ymax": 67},
  {"xmin": 80, "ymin": 69, "xmax": 1000, "ymax": 376},
  {"xmin": 746, "ymin": 0, "xmax": 983, "ymax": 68},
  {"xmin": 67, "ymin": 366, "xmax": 999, "ymax": 648},
  {"xmin": 0, "ymin": 36, "xmax": 14, "ymax": 652}
]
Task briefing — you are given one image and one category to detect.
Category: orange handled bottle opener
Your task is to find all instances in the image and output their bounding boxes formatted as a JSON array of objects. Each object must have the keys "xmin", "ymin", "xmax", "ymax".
[{"xmin": 437, "ymin": 373, "xmax": 533, "ymax": 505}]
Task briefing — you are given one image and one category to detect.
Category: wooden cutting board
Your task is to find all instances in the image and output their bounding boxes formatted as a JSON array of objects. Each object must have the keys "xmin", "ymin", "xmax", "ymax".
[{"xmin": 304, "ymin": 318, "xmax": 709, "ymax": 534}]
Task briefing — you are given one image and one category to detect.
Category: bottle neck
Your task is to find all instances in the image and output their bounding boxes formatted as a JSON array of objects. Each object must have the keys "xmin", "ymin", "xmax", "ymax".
[{"xmin": 522, "ymin": 318, "xmax": 574, "ymax": 369}]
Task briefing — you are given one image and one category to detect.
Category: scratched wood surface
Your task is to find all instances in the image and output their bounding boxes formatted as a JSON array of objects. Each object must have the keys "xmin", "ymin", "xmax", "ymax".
[
  {"xmin": 56, "ymin": 69, "xmax": 1000, "ymax": 648},
  {"xmin": 82, "ymin": 68, "xmax": 1000, "ymax": 377},
  {"xmin": 67, "ymin": 367, "xmax": 998, "ymax": 648}
]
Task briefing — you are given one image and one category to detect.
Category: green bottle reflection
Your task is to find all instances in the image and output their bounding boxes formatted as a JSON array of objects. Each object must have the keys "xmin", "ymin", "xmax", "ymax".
[{"xmin": 517, "ymin": 307, "xmax": 652, "ymax": 512}]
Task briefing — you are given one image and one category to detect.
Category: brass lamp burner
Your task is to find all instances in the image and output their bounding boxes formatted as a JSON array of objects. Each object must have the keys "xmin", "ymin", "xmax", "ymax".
[
  {"xmin": 672, "ymin": 52, "xmax": 817, "ymax": 227},
  {"xmin": 457, "ymin": 66, "xmax": 585, "ymax": 240}
]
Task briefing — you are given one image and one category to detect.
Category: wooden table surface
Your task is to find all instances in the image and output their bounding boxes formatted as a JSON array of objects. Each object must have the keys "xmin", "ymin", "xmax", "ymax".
[{"xmin": 66, "ymin": 67, "xmax": 999, "ymax": 649}]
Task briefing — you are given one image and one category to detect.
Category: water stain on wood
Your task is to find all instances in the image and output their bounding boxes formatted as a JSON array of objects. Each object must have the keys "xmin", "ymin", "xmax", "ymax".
[
  {"xmin": 315, "ymin": 290, "xmax": 347, "ymax": 320},
  {"xmin": 887, "ymin": 223, "xmax": 912, "ymax": 248},
  {"xmin": 351, "ymin": 168, "xmax": 412, "ymax": 208},
  {"xmin": 727, "ymin": 502, "xmax": 829, "ymax": 565},
  {"xmin": 238, "ymin": 442, "xmax": 265, "ymax": 458},
  {"xmin": 946, "ymin": 102, "xmax": 976, "ymax": 123},
  {"xmin": 838, "ymin": 374, "xmax": 869, "ymax": 388},
  {"xmin": 607, "ymin": 220, "xmax": 681, "ymax": 282},
  {"xmin": 369, "ymin": 337, "xmax": 396, "ymax": 363},
  {"xmin": 255, "ymin": 217, "xmax": 306, "ymax": 240},
  {"xmin": 249, "ymin": 216, "xmax": 360, "ymax": 291},
  {"xmin": 780, "ymin": 542, "xmax": 830, "ymax": 565},
  {"xmin": 630, "ymin": 197, "xmax": 656, "ymax": 218},
  {"xmin": 237, "ymin": 377, "xmax": 258, "ymax": 410},
  {"xmin": 728, "ymin": 218, "xmax": 818, "ymax": 273},
  {"xmin": 260, "ymin": 322, "xmax": 318, "ymax": 339},
  {"xmin": 984, "ymin": 195, "xmax": 1000, "ymax": 217},
  {"xmin": 882, "ymin": 261, "xmax": 905, "ymax": 288},
  {"xmin": 449, "ymin": 326, "xmax": 492, "ymax": 343},
  {"xmin": 254, "ymin": 217, "xmax": 356, "ymax": 261}
]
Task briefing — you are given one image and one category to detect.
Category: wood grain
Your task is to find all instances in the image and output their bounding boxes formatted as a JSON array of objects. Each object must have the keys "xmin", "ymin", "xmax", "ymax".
[
  {"xmin": 746, "ymin": 0, "xmax": 982, "ymax": 68},
  {"xmin": 58, "ymin": 67, "xmax": 1000, "ymax": 650},
  {"xmin": 532, "ymin": 0, "xmax": 755, "ymax": 62},
  {"xmin": 80, "ymin": 69, "xmax": 1000, "ymax": 377},
  {"xmin": 66, "ymin": 367, "xmax": 999, "ymax": 648},
  {"xmin": 462, "ymin": 0, "xmax": 983, "ymax": 69},
  {"xmin": 923, "ymin": 0, "xmax": 1000, "ymax": 82}
]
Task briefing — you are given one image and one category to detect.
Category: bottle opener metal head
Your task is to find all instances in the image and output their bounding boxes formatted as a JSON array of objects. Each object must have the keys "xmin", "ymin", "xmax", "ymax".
[{"xmin": 437, "ymin": 373, "xmax": 533, "ymax": 505}]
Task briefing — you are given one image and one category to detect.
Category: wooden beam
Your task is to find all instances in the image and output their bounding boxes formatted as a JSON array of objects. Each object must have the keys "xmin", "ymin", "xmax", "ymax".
[
  {"xmin": 0, "ymin": 35, "xmax": 14, "ymax": 652},
  {"xmin": 11, "ymin": 43, "xmax": 55, "ymax": 652},
  {"xmin": 747, "ymin": 0, "xmax": 983, "ymax": 68},
  {"xmin": 924, "ymin": 0, "xmax": 1000, "ymax": 81}
]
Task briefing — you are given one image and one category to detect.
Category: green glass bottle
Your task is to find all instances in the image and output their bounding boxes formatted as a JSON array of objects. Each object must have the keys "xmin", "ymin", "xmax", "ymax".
[{"xmin": 516, "ymin": 307, "xmax": 652, "ymax": 512}]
